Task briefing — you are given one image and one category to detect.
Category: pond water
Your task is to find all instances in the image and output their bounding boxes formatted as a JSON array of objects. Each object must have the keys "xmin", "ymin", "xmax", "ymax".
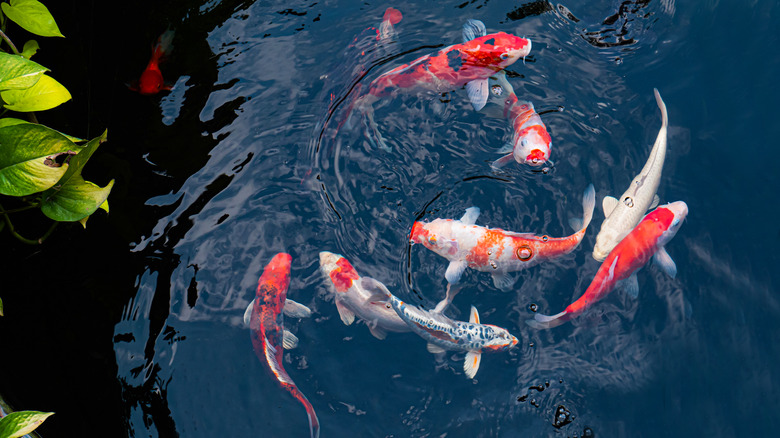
[{"xmin": 1, "ymin": 0, "xmax": 778, "ymax": 437}]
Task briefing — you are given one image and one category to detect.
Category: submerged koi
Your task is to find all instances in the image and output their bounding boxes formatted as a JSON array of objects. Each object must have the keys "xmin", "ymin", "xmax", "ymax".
[
  {"xmin": 410, "ymin": 184, "xmax": 595, "ymax": 291},
  {"xmin": 129, "ymin": 29, "xmax": 175, "ymax": 95},
  {"xmin": 528, "ymin": 201, "xmax": 687, "ymax": 329},
  {"xmin": 248, "ymin": 253, "xmax": 319, "ymax": 438},
  {"xmin": 488, "ymin": 71, "xmax": 552, "ymax": 168},
  {"xmin": 366, "ymin": 281, "xmax": 517, "ymax": 379},
  {"xmin": 353, "ymin": 19, "xmax": 531, "ymax": 151},
  {"xmin": 319, "ymin": 251, "xmax": 411, "ymax": 339}
]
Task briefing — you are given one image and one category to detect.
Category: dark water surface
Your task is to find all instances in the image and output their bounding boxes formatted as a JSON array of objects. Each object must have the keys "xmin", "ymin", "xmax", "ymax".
[{"xmin": 1, "ymin": 0, "xmax": 778, "ymax": 436}]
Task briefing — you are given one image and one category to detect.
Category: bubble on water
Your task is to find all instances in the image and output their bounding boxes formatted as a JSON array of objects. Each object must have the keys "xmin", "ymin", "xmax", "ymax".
[{"xmin": 553, "ymin": 405, "xmax": 573, "ymax": 428}]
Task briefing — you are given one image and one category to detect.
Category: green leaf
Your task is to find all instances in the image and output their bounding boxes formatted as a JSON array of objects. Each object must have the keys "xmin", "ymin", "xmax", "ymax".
[
  {"xmin": 1, "ymin": 74, "xmax": 71, "ymax": 112},
  {"xmin": 0, "ymin": 117, "xmax": 86, "ymax": 143},
  {"xmin": 0, "ymin": 410, "xmax": 54, "ymax": 438},
  {"xmin": 0, "ymin": 51, "xmax": 47, "ymax": 90},
  {"xmin": 0, "ymin": 296, "xmax": 4, "ymax": 316},
  {"xmin": 41, "ymin": 129, "xmax": 114, "ymax": 223},
  {"xmin": 21, "ymin": 39, "xmax": 39, "ymax": 59},
  {"xmin": 1, "ymin": 0, "xmax": 63, "ymax": 38},
  {"xmin": 0, "ymin": 123, "xmax": 77, "ymax": 196}
]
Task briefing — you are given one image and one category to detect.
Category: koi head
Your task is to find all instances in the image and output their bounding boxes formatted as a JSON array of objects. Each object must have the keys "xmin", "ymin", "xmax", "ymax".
[
  {"xmin": 410, "ymin": 220, "xmax": 459, "ymax": 256},
  {"xmin": 482, "ymin": 325, "xmax": 519, "ymax": 351},
  {"xmin": 656, "ymin": 201, "xmax": 688, "ymax": 245},
  {"xmin": 319, "ymin": 251, "xmax": 360, "ymax": 293},
  {"xmin": 137, "ymin": 68, "xmax": 166, "ymax": 95},
  {"xmin": 461, "ymin": 33, "xmax": 531, "ymax": 70},
  {"xmin": 514, "ymin": 124, "xmax": 551, "ymax": 166}
]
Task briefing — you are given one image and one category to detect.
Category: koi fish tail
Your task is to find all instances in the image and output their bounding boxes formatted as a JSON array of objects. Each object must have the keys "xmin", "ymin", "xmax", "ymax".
[
  {"xmin": 654, "ymin": 88, "xmax": 668, "ymax": 131},
  {"xmin": 153, "ymin": 29, "xmax": 175, "ymax": 61},
  {"xmin": 525, "ymin": 310, "xmax": 569, "ymax": 329},
  {"xmin": 569, "ymin": 183, "xmax": 596, "ymax": 231},
  {"xmin": 297, "ymin": 392, "xmax": 321, "ymax": 438}
]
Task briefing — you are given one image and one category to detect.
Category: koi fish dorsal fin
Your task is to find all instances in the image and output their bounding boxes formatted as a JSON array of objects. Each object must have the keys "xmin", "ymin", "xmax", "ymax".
[
  {"xmin": 243, "ymin": 299, "xmax": 255, "ymax": 327},
  {"xmin": 469, "ymin": 306, "xmax": 480, "ymax": 324},
  {"xmin": 460, "ymin": 206, "xmax": 480, "ymax": 224},
  {"xmin": 462, "ymin": 19, "xmax": 486, "ymax": 42},
  {"xmin": 602, "ymin": 195, "xmax": 619, "ymax": 217},
  {"xmin": 464, "ymin": 351, "xmax": 481, "ymax": 379}
]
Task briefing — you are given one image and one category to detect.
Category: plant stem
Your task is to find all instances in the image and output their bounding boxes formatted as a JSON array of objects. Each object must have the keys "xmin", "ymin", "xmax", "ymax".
[
  {"xmin": 0, "ymin": 29, "xmax": 20, "ymax": 55},
  {"xmin": 0, "ymin": 203, "xmax": 58, "ymax": 245}
]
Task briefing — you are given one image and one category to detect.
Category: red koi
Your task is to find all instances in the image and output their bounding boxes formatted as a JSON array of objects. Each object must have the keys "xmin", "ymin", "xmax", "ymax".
[
  {"xmin": 488, "ymin": 71, "xmax": 552, "ymax": 167},
  {"xmin": 528, "ymin": 201, "xmax": 688, "ymax": 329},
  {"xmin": 130, "ymin": 29, "xmax": 175, "ymax": 95},
  {"xmin": 249, "ymin": 253, "xmax": 319, "ymax": 438}
]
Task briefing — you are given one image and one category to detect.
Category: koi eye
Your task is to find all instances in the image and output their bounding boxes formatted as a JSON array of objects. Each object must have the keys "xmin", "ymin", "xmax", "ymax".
[
  {"xmin": 428, "ymin": 236, "xmax": 437, "ymax": 245},
  {"xmin": 623, "ymin": 196, "xmax": 634, "ymax": 207},
  {"xmin": 672, "ymin": 218, "xmax": 680, "ymax": 227},
  {"xmin": 520, "ymin": 139, "xmax": 528, "ymax": 148},
  {"xmin": 542, "ymin": 235, "xmax": 549, "ymax": 242},
  {"xmin": 516, "ymin": 245, "xmax": 533, "ymax": 261},
  {"xmin": 501, "ymin": 53, "xmax": 509, "ymax": 60},
  {"xmin": 519, "ymin": 104, "xmax": 528, "ymax": 111}
]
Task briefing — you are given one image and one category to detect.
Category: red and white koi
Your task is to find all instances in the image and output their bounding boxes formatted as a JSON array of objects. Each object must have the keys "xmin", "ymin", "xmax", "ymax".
[
  {"xmin": 319, "ymin": 251, "xmax": 411, "ymax": 339},
  {"xmin": 353, "ymin": 19, "xmax": 532, "ymax": 150},
  {"xmin": 528, "ymin": 201, "xmax": 687, "ymax": 329},
  {"xmin": 410, "ymin": 184, "xmax": 595, "ymax": 291},
  {"xmin": 247, "ymin": 253, "xmax": 319, "ymax": 438},
  {"xmin": 487, "ymin": 71, "xmax": 552, "ymax": 168},
  {"xmin": 366, "ymin": 282, "xmax": 517, "ymax": 379}
]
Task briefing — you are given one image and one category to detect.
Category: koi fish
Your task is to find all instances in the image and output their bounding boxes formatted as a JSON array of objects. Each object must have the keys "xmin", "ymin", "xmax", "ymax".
[
  {"xmin": 366, "ymin": 281, "xmax": 517, "ymax": 379},
  {"xmin": 129, "ymin": 29, "xmax": 175, "ymax": 95},
  {"xmin": 485, "ymin": 71, "xmax": 551, "ymax": 168},
  {"xmin": 247, "ymin": 253, "xmax": 319, "ymax": 438},
  {"xmin": 592, "ymin": 88, "xmax": 669, "ymax": 261},
  {"xmin": 319, "ymin": 251, "xmax": 411, "ymax": 339},
  {"xmin": 353, "ymin": 19, "xmax": 532, "ymax": 151},
  {"xmin": 410, "ymin": 184, "xmax": 595, "ymax": 291},
  {"xmin": 528, "ymin": 201, "xmax": 687, "ymax": 329}
]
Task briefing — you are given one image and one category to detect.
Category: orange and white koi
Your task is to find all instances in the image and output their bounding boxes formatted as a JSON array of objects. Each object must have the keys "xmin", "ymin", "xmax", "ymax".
[
  {"xmin": 247, "ymin": 253, "xmax": 319, "ymax": 438},
  {"xmin": 319, "ymin": 251, "xmax": 411, "ymax": 339},
  {"xmin": 410, "ymin": 184, "xmax": 595, "ymax": 291},
  {"xmin": 353, "ymin": 19, "xmax": 532, "ymax": 150},
  {"xmin": 488, "ymin": 71, "xmax": 552, "ymax": 168},
  {"xmin": 129, "ymin": 29, "xmax": 175, "ymax": 95},
  {"xmin": 528, "ymin": 201, "xmax": 687, "ymax": 329},
  {"xmin": 366, "ymin": 282, "xmax": 517, "ymax": 379}
]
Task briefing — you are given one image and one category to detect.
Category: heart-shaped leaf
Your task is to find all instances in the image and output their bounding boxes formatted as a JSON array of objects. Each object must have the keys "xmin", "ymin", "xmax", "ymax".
[
  {"xmin": 1, "ymin": 0, "xmax": 64, "ymax": 37},
  {"xmin": 0, "ymin": 410, "xmax": 54, "ymax": 438},
  {"xmin": 0, "ymin": 51, "xmax": 47, "ymax": 90},
  {"xmin": 0, "ymin": 123, "xmax": 77, "ymax": 196},
  {"xmin": 1, "ymin": 74, "xmax": 71, "ymax": 112},
  {"xmin": 22, "ymin": 39, "xmax": 40, "ymax": 59},
  {"xmin": 41, "ymin": 130, "xmax": 114, "ymax": 223},
  {"xmin": 0, "ymin": 117, "xmax": 86, "ymax": 143}
]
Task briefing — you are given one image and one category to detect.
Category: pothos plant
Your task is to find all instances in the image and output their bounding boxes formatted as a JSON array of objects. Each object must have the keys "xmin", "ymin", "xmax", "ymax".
[{"xmin": 1, "ymin": 0, "xmax": 114, "ymax": 325}]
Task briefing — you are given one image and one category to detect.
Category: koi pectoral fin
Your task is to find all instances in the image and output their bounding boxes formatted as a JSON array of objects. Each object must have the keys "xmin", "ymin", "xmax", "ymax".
[
  {"xmin": 653, "ymin": 246, "xmax": 677, "ymax": 278},
  {"xmin": 284, "ymin": 299, "xmax": 312, "ymax": 318},
  {"xmin": 466, "ymin": 78, "xmax": 489, "ymax": 111},
  {"xmin": 445, "ymin": 260, "xmax": 468, "ymax": 284},
  {"xmin": 462, "ymin": 19, "xmax": 486, "ymax": 42},
  {"xmin": 282, "ymin": 330, "xmax": 299, "ymax": 349},
  {"xmin": 491, "ymin": 153, "xmax": 515, "ymax": 170},
  {"xmin": 427, "ymin": 342, "xmax": 447, "ymax": 354},
  {"xmin": 335, "ymin": 300, "xmax": 356, "ymax": 325},
  {"xmin": 464, "ymin": 351, "xmax": 481, "ymax": 379},
  {"xmin": 617, "ymin": 273, "xmax": 639, "ymax": 299},
  {"xmin": 243, "ymin": 299, "xmax": 255, "ymax": 327},
  {"xmin": 491, "ymin": 272, "xmax": 516, "ymax": 291}
]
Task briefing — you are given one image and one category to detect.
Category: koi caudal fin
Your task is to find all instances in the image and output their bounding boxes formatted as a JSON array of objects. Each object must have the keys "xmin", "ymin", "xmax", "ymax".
[
  {"xmin": 525, "ymin": 310, "xmax": 569, "ymax": 330},
  {"xmin": 152, "ymin": 29, "xmax": 175, "ymax": 61},
  {"xmin": 569, "ymin": 183, "xmax": 596, "ymax": 232}
]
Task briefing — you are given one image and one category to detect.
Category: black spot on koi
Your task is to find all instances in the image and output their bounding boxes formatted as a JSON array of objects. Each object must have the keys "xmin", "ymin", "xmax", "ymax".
[{"xmin": 483, "ymin": 37, "xmax": 495, "ymax": 45}]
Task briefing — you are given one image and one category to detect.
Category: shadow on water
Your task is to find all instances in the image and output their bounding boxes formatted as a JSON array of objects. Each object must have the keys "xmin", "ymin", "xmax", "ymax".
[{"xmin": 1, "ymin": 0, "xmax": 779, "ymax": 437}]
